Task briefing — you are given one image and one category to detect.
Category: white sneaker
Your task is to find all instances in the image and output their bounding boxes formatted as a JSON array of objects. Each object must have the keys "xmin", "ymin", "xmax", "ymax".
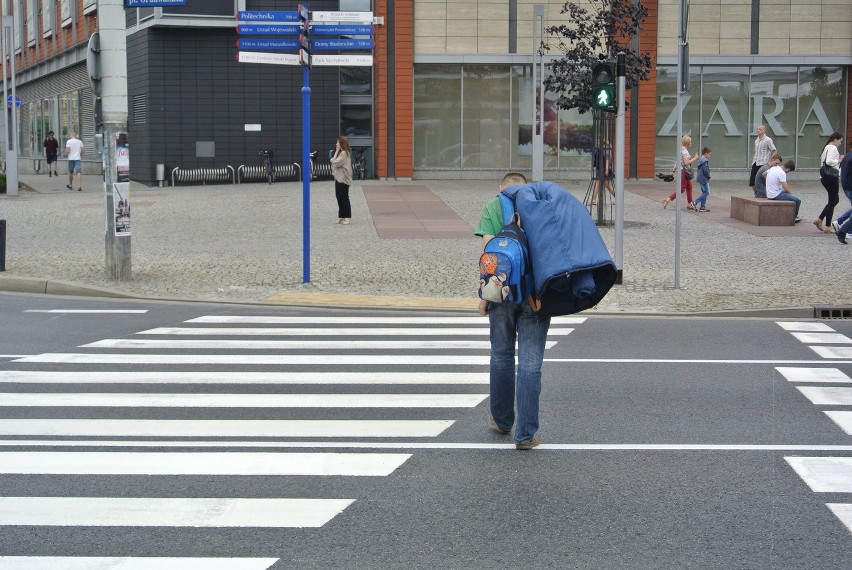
[
  {"xmin": 794, "ymin": 217, "xmax": 802, "ymax": 223},
  {"xmin": 832, "ymin": 220, "xmax": 841, "ymax": 233}
]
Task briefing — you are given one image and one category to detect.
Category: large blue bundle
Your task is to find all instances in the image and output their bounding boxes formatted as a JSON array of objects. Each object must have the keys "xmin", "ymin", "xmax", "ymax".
[{"xmin": 502, "ymin": 180, "xmax": 617, "ymax": 316}]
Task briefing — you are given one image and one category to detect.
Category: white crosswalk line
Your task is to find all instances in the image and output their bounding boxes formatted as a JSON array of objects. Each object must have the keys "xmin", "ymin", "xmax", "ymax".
[
  {"xmin": 138, "ymin": 326, "xmax": 574, "ymax": 336},
  {"xmin": 0, "ymin": 419, "xmax": 454, "ymax": 438},
  {"xmin": 785, "ymin": 457, "xmax": 852, "ymax": 492},
  {"xmin": 789, "ymin": 332, "xmax": 852, "ymax": 344},
  {"xmin": 776, "ymin": 322, "xmax": 835, "ymax": 332},
  {"xmin": 0, "ymin": 392, "xmax": 487, "ymax": 408},
  {"xmin": 0, "ymin": 557, "xmax": 279, "ymax": 570},
  {"xmin": 0, "ymin": 497, "xmax": 353, "ymax": 527},
  {"xmin": 826, "ymin": 504, "xmax": 852, "ymax": 533},
  {"xmin": 24, "ymin": 309, "xmax": 149, "ymax": 314},
  {"xmin": 82, "ymin": 338, "xmax": 533, "ymax": 350},
  {"xmin": 808, "ymin": 346, "xmax": 852, "ymax": 359},
  {"xmin": 825, "ymin": 411, "xmax": 852, "ymax": 435},
  {"xmin": 795, "ymin": 386, "xmax": 852, "ymax": 406},
  {"xmin": 0, "ymin": 451, "xmax": 411, "ymax": 476},
  {"xmin": 14, "ymin": 353, "xmax": 491, "ymax": 365},
  {"xmin": 0, "ymin": 370, "xmax": 489, "ymax": 384},
  {"xmin": 186, "ymin": 315, "xmax": 586, "ymax": 324},
  {"xmin": 775, "ymin": 367, "xmax": 852, "ymax": 383}
]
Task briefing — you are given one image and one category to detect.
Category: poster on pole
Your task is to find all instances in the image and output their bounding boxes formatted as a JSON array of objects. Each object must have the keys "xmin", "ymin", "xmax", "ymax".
[
  {"xmin": 113, "ymin": 182, "xmax": 131, "ymax": 236},
  {"xmin": 116, "ymin": 132, "xmax": 130, "ymax": 183}
]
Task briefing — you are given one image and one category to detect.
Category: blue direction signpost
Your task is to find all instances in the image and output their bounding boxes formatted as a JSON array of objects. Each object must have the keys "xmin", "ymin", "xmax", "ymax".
[
  {"xmin": 237, "ymin": 4, "xmax": 374, "ymax": 283},
  {"xmin": 6, "ymin": 95, "xmax": 21, "ymax": 108}
]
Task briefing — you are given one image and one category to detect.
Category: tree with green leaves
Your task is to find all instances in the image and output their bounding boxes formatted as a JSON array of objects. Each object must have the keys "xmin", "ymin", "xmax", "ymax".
[{"xmin": 542, "ymin": 0, "xmax": 652, "ymax": 114}]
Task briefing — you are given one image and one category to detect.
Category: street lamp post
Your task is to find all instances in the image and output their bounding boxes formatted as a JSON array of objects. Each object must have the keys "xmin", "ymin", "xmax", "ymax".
[{"xmin": 2, "ymin": 13, "xmax": 18, "ymax": 197}]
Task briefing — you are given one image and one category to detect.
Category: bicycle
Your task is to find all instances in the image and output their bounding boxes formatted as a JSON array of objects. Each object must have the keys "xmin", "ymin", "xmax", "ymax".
[
  {"xmin": 351, "ymin": 148, "xmax": 367, "ymax": 180},
  {"xmin": 309, "ymin": 150, "xmax": 318, "ymax": 181},
  {"xmin": 259, "ymin": 149, "xmax": 274, "ymax": 184}
]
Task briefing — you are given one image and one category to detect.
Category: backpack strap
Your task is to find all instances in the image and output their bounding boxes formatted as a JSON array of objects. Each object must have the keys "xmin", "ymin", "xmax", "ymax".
[{"xmin": 498, "ymin": 193, "xmax": 515, "ymax": 226}]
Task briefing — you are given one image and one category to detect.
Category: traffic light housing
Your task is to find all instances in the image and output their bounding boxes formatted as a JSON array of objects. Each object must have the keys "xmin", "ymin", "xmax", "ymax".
[{"xmin": 591, "ymin": 61, "xmax": 617, "ymax": 112}]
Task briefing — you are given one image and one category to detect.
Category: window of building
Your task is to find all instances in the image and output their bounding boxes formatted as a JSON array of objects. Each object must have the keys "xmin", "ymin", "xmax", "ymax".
[{"xmin": 414, "ymin": 64, "xmax": 461, "ymax": 168}]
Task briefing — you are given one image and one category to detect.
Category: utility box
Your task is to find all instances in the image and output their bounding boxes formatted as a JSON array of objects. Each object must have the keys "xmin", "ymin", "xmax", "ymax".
[{"xmin": 155, "ymin": 163, "xmax": 166, "ymax": 187}]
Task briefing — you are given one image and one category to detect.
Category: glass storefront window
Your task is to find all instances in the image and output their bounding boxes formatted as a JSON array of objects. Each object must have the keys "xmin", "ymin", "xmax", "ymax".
[
  {"xmin": 699, "ymin": 66, "xmax": 749, "ymax": 168},
  {"xmin": 340, "ymin": 104, "xmax": 371, "ymax": 136},
  {"xmin": 798, "ymin": 66, "xmax": 845, "ymax": 167},
  {"xmin": 462, "ymin": 65, "xmax": 510, "ymax": 169},
  {"xmin": 414, "ymin": 64, "xmax": 461, "ymax": 168},
  {"xmin": 341, "ymin": 67, "xmax": 372, "ymax": 95},
  {"xmin": 749, "ymin": 66, "xmax": 797, "ymax": 165},
  {"xmin": 654, "ymin": 66, "xmax": 701, "ymax": 172}
]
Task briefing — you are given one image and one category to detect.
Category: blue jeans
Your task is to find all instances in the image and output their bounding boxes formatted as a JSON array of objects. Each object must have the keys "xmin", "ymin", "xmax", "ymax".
[
  {"xmin": 488, "ymin": 302, "xmax": 551, "ymax": 443},
  {"xmin": 769, "ymin": 192, "xmax": 801, "ymax": 216},
  {"xmin": 695, "ymin": 182, "xmax": 710, "ymax": 209}
]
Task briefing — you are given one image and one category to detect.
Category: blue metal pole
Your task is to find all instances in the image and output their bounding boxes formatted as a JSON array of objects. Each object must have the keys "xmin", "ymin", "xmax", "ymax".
[{"xmin": 302, "ymin": 65, "xmax": 311, "ymax": 283}]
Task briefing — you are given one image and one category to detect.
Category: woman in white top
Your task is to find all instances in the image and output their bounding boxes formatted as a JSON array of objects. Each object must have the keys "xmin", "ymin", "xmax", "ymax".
[
  {"xmin": 662, "ymin": 135, "xmax": 699, "ymax": 210},
  {"xmin": 813, "ymin": 132, "xmax": 843, "ymax": 233}
]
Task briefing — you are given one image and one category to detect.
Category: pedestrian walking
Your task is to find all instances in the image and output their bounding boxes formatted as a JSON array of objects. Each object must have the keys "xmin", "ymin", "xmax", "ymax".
[
  {"xmin": 43, "ymin": 131, "xmax": 59, "ymax": 177},
  {"xmin": 813, "ymin": 132, "xmax": 843, "ymax": 233},
  {"xmin": 330, "ymin": 136, "xmax": 353, "ymax": 225},
  {"xmin": 475, "ymin": 171, "xmax": 550, "ymax": 450},
  {"xmin": 749, "ymin": 124, "xmax": 776, "ymax": 194},
  {"xmin": 831, "ymin": 141, "xmax": 852, "ymax": 242},
  {"xmin": 662, "ymin": 135, "xmax": 698, "ymax": 210},
  {"xmin": 691, "ymin": 147, "xmax": 712, "ymax": 212},
  {"xmin": 65, "ymin": 132, "xmax": 84, "ymax": 192}
]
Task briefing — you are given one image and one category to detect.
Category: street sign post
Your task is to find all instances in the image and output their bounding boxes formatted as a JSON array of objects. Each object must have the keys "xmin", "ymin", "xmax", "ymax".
[
  {"xmin": 5, "ymin": 95, "xmax": 21, "ymax": 108},
  {"xmin": 237, "ymin": 4, "xmax": 375, "ymax": 283}
]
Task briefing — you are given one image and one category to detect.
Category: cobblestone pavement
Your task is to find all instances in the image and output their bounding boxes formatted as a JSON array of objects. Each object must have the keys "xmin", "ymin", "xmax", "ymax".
[{"xmin": 0, "ymin": 172, "xmax": 849, "ymax": 316}]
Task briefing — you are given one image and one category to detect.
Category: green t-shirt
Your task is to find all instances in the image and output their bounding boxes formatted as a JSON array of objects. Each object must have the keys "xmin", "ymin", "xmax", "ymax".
[{"xmin": 474, "ymin": 196, "xmax": 504, "ymax": 237}]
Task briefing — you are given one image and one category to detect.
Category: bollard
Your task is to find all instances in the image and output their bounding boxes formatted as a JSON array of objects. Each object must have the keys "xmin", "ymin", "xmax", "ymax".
[{"xmin": 0, "ymin": 219, "xmax": 5, "ymax": 271}]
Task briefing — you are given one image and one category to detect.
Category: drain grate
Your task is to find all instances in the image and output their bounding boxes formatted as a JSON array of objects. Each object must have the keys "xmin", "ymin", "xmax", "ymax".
[{"xmin": 814, "ymin": 307, "xmax": 852, "ymax": 319}]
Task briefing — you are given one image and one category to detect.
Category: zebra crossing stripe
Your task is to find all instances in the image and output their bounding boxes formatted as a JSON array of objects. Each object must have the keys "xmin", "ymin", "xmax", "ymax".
[
  {"xmin": 14, "ymin": 353, "xmax": 491, "ymax": 365},
  {"xmin": 789, "ymin": 332, "xmax": 852, "ymax": 344},
  {"xmin": 186, "ymin": 315, "xmax": 586, "ymax": 324},
  {"xmin": 0, "ymin": 558, "xmax": 279, "ymax": 570},
  {"xmin": 785, "ymin": 457, "xmax": 852, "ymax": 492},
  {"xmin": 137, "ymin": 326, "xmax": 574, "ymax": 336},
  {"xmin": 775, "ymin": 367, "xmax": 852, "ymax": 383},
  {"xmin": 83, "ymin": 338, "xmax": 555, "ymax": 350},
  {"xmin": 0, "ymin": 419, "xmax": 454, "ymax": 438},
  {"xmin": 0, "ymin": 497, "xmax": 353, "ymax": 528},
  {"xmin": 826, "ymin": 504, "xmax": 852, "ymax": 533},
  {"xmin": 0, "ymin": 451, "xmax": 411, "ymax": 476},
  {"xmin": 0, "ymin": 392, "xmax": 487, "ymax": 408},
  {"xmin": 795, "ymin": 386, "xmax": 852, "ymax": 406},
  {"xmin": 776, "ymin": 322, "xmax": 835, "ymax": 332},
  {"xmin": 0, "ymin": 371, "xmax": 489, "ymax": 384},
  {"xmin": 824, "ymin": 411, "xmax": 852, "ymax": 435},
  {"xmin": 808, "ymin": 346, "xmax": 852, "ymax": 359}
]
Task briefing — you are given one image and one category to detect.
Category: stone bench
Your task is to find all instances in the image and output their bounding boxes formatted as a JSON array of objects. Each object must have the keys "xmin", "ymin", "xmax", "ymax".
[{"xmin": 730, "ymin": 196, "xmax": 795, "ymax": 226}]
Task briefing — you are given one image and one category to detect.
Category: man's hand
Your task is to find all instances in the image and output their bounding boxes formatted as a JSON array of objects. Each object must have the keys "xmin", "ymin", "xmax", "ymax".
[{"xmin": 478, "ymin": 299, "xmax": 489, "ymax": 317}]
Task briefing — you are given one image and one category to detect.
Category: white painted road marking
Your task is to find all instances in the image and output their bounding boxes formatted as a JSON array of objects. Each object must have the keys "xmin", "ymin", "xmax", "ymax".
[
  {"xmin": 0, "ymin": 419, "xmax": 454, "ymax": 438},
  {"xmin": 14, "ymin": 353, "xmax": 491, "ymax": 365},
  {"xmin": 0, "ymin": 497, "xmax": 353, "ymax": 527},
  {"xmin": 0, "ymin": 392, "xmax": 487, "ymax": 408},
  {"xmin": 776, "ymin": 322, "xmax": 835, "ymax": 332},
  {"xmin": 826, "ymin": 504, "xmax": 852, "ymax": 533},
  {"xmin": 0, "ymin": 558, "xmax": 279, "ymax": 570},
  {"xmin": 809, "ymin": 346, "xmax": 852, "ymax": 359},
  {"xmin": 776, "ymin": 367, "xmax": 852, "ymax": 383},
  {"xmin": 789, "ymin": 332, "xmax": 852, "ymax": 344},
  {"xmin": 82, "ymin": 338, "xmax": 556, "ymax": 350},
  {"xmin": 24, "ymin": 309, "xmax": 149, "ymax": 314},
  {"xmin": 187, "ymin": 315, "xmax": 586, "ymax": 324},
  {"xmin": 825, "ymin": 411, "xmax": 852, "ymax": 435},
  {"xmin": 0, "ymin": 370, "xmax": 489, "ymax": 384},
  {"xmin": 138, "ymin": 326, "xmax": 575, "ymax": 336},
  {"xmin": 795, "ymin": 386, "xmax": 852, "ymax": 406},
  {"xmin": 0, "ymin": 451, "xmax": 411, "ymax": 476},
  {"xmin": 785, "ymin": 457, "xmax": 852, "ymax": 492}
]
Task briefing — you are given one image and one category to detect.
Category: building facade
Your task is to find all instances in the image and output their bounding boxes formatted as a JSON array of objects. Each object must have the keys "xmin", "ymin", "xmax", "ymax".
[{"xmin": 2, "ymin": 0, "xmax": 850, "ymax": 184}]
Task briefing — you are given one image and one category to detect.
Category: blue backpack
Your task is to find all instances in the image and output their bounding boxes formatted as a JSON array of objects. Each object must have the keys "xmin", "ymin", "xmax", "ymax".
[{"xmin": 478, "ymin": 194, "xmax": 536, "ymax": 307}]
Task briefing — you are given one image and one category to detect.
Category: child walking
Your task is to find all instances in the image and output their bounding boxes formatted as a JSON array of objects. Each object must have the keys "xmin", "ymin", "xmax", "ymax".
[{"xmin": 692, "ymin": 147, "xmax": 712, "ymax": 212}]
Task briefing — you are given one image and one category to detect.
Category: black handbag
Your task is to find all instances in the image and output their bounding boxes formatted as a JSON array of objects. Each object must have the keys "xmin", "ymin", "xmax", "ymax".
[{"xmin": 820, "ymin": 158, "xmax": 838, "ymax": 179}]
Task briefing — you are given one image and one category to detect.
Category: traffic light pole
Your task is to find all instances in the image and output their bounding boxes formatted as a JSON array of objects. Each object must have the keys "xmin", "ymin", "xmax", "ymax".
[{"xmin": 614, "ymin": 53, "xmax": 625, "ymax": 284}]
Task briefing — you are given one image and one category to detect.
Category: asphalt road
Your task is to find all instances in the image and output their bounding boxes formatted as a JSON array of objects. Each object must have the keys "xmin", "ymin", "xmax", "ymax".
[{"xmin": 0, "ymin": 292, "xmax": 850, "ymax": 569}]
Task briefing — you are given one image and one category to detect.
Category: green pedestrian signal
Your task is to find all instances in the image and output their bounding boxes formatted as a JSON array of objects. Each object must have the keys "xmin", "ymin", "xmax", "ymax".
[{"xmin": 591, "ymin": 61, "xmax": 617, "ymax": 112}]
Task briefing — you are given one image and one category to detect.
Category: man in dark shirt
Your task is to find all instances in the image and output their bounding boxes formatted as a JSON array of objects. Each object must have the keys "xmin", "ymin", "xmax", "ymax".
[{"xmin": 43, "ymin": 131, "xmax": 59, "ymax": 177}]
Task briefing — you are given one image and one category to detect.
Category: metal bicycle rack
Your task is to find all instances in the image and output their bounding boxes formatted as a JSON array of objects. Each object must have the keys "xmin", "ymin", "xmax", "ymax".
[{"xmin": 170, "ymin": 166, "xmax": 236, "ymax": 186}]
